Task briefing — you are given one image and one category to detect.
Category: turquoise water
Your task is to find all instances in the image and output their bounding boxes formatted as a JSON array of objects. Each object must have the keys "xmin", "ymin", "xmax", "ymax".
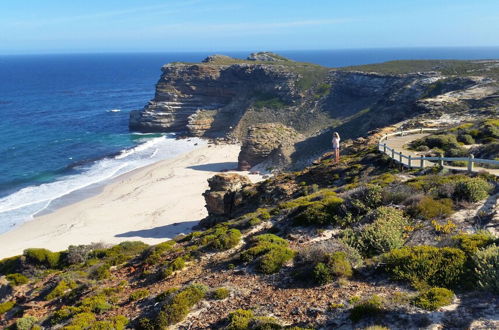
[{"xmin": 1, "ymin": 48, "xmax": 498, "ymax": 232}]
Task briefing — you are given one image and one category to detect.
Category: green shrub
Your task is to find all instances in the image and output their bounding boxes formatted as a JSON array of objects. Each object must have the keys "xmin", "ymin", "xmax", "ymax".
[
  {"xmin": 0, "ymin": 255, "xmax": 22, "ymax": 275},
  {"xmin": 50, "ymin": 306, "xmax": 81, "ymax": 325},
  {"xmin": 413, "ymin": 287, "xmax": 454, "ymax": 310},
  {"xmin": 313, "ymin": 263, "xmax": 332, "ymax": 285},
  {"xmin": 258, "ymin": 247, "xmax": 295, "ymax": 274},
  {"xmin": 382, "ymin": 246, "xmax": 466, "ymax": 288},
  {"xmin": 312, "ymin": 252, "xmax": 353, "ymax": 285},
  {"xmin": 156, "ymin": 284, "xmax": 207, "ymax": 326},
  {"xmin": 15, "ymin": 316, "xmax": 38, "ymax": 330},
  {"xmin": 472, "ymin": 244, "xmax": 499, "ymax": 293},
  {"xmin": 80, "ymin": 294, "xmax": 112, "ymax": 314},
  {"xmin": 162, "ymin": 256, "xmax": 186, "ymax": 278},
  {"xmin": 452, "ymin": 231, "xmax": 494, "ymax": 255},
  {"xmin": 0, "ymin": 301, "xmax": 15, "ymax": 315},
  {"xmin": 199, "ymin": 226, "xmax": 242, "ymax": 251},
  {"xmin": 24, "ymin": 248, "xmax": 61, "ymax": 268},
  {"xmin": 89, "ymin": 263, "xmax": 111, "ymax": 280},
  {"xmin": 414, "ymin": 197, "xmax": 453, "ymax": 219},
  {"xmin": 350, "ymin": 295, "xmax": 384, "ymax": 322},
  {"xmin": 66, "ymin": 312, "xmax": 96, "ymax": 329},
  {"xmin": 293, "ymin": 195, "xmax": 343, "ymax": 226},
  {"xmin": 240, "ymin": 234, "xmax": 295, "ymax": 274},
  {"xmin": 130, "ymin": 289, "xmax": 150, "ymax": 301},
  {"xmin": 91, "ymin": 241, "xmax": 149, "ymax": 266},
  {"xmin": 458, "ymin": 134, "xmax": 475, "ymax": 145},
  {"xmin": 45, "ymin": 280, "xmax": 76, "ymax": 300},
  {"xmin": 453, "ymin": 177, "xmax": 492, "ymax": 202},
  {"xmin": 250, "ymin": 316, "xmax": 282, "ymax": 329},
  {"xmin": 6, "ymin": 273, "xmax": 29, "ymax": 286},
  {"xmin": 343, "ymin": 206, "xmax": 408, "ymax": 257},
  {"xmin": 143, "ymin": 240, "xmax": 176, "ymax": 265},
  {"xmin": 212, "ymin": 287, "xmax": 230, "ymax": 300},
  {"xmin": 226, "ymin": 309, "xmax": 254, "ymax": 330}
]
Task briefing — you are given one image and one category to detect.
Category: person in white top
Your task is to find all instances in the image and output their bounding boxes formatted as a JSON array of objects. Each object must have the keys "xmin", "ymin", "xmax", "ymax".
[{"xmin": 332, "ymin": 132, "xmax": 340, "ymax": 164}]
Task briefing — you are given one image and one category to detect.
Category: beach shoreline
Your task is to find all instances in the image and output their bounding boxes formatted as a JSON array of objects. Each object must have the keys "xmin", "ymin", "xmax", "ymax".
[{"xmin": 0, "ymin": 143, "xmax": 262, "ymax": 259}]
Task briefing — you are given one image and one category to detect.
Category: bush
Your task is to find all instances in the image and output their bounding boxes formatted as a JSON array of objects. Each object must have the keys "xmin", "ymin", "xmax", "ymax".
[
  {"xmin": 312, "ymin": 252, "xmax": 353, "ymax": 285},
  {"xmin": 212, "ymin": 287, "xmax": 230, "ymax": 300},
  {"xmin": 45, "ymin": 280, "xmax": 76, "ymax": 300},
  {"xmin": 350, "ymin": 295, "xmax": 384, "ymax": 322},
  {"xmin": 0, "ymin": 301, "xmax": 15, "ymax": 315},
  {"xmin": 413, "ymin": 197, "xmax": 453, "ymax": 219},
  {"xmin": 382, "ymin": 246, "xmax": 466, "ymax": 288},
  {"xmin": 91, "ymin": 241, "xmax": 149, "ymax": 266},
  {"xmin": 66, "ymin": 312, "xmax": 96, "ymax": 329},
  {"xmin": 16, "ymin": 316, "xmax": 38, "ymax": 330},
  {"xmin": 452, "ymin": 231, "xmax": 494, "ymax": 255},
  {"xmin": 24, "ymin": 248, "xmax": 61, "ymax": 268},
  {"xmin": 130, "ymin": 289, "xmax": 150, "ymax": 301},
  {"xmin": 473, "ymin": 244, "xmax": 499, "ymax": 293},
  {"xmin": 413, "ymin": 287, "xmax": 454, "ymax": 310},
  {"xmin": 226, "ymin": 309, "xmax": 254, "ymax": 330},
  {"xmin": 6, "ymin": 273, "xmax": 29, "ymax": 286},
  {"xmin": 156, "ymin": 284, "xmax": 207, "ymax": 326},
  {"xmin": 162, "ymin": 257, "xmax": 186, "ymax": 278},
  {"xmin": 0, "ymin": 255, "xmax": 22, "ymax": 275},
  {"xmin": 453, "ymin": 177, "xmax": 492, "ymax": 202},
  {"xmin": 80, "ymin": 294, "xmax": 112, "ymax": 314},
  {"xmin": 458, "ymin": 134, "xmax": 475, "ymax": 145},
  {"xmin": 89, "ymin": 263, "xmax": 111, "ymax": 280},
  {"xmin": 200, "ymin": 226, "xmax": 242, "ymax": 251},
  {"xmin": 297, "ymin": 239, "xmax": 363, "ymax": 268},
  {"xmin": 240, "ymin": 234, "xmax": 295, "ymax": 274},
  {"xmin": 343, "ymin": 207, "xmax": 408, "ymax": 257},
  {"xmin": 293, "ymin": 195, "xmax": 343, "ymax": 226},
  {"xmin": 143, "ymin": 241, "xmax": 176, "ymax": 265}
]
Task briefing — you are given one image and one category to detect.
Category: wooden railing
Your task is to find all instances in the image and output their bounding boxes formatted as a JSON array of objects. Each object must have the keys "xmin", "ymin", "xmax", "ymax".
[{"xmin": 377, "ymin": 128, "xmax": 499, "ymax": 174}]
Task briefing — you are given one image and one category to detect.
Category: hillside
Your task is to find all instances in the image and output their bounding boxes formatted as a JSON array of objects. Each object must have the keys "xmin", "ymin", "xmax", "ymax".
[
  {"xmin": 129, "ymin": 53, "xmax": 499, "ymax": 169},
  {"xmin": 1, "ymin": 135, "xmax": 498, "ymax": 329}
]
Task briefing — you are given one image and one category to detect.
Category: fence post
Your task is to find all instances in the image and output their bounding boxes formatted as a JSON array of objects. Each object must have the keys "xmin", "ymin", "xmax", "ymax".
[
  {"xmin": 399, "ymin": 152, "xmax": 403, "ymax": 163},
  {"xmin": 408, "ymin": 155, "xmax": 412, "ymax": 168},
  {"xmin": 383, "ymin": 143, "xmax": 387, "ymax": 153},
  {"xmin": 420, "ymin": 157, "xmax": 424, "ymax": 168},
  {"xmin": 420, "ymin": 128, "xmax": 423, "ymax": 134},
  {"xmin": 468, "ymin": 154, "xmax": 474, "ymax": 173},
  {"xmin": 391, "ymin": 149, "xmax": 395, "ymax": 159},
  {"xmin": 439, "ymin": 155, "xmax": 444, "ymax": 167}
]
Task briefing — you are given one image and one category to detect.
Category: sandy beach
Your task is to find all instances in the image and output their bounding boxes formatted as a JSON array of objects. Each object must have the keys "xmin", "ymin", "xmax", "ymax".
[{"xmin": 0, "ymin": 143, "xmax": 261, "ymax": 259}]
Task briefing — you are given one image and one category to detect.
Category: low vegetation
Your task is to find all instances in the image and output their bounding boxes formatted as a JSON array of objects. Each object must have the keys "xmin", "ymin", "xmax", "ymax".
[{"xmin": 0, "ymin": 133, "xmax": 497, "ymax": 329}]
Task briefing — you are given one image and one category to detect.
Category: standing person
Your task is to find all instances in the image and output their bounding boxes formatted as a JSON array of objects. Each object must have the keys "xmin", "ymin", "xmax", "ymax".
[{"xmin": 332, "ymin": 132, "xmax": 340, "ymax": 164}]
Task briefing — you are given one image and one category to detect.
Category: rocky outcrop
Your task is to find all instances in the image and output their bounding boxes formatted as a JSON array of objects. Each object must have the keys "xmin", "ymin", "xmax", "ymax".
[
  {"xmin": 129, "ymin": 58, "xmax": 299, "ymax": 136},
  {"xmin": 247, "ymin": 52, "xmax": 290, "ymax": 62},
  {"xmin": 130, "ymin": 53, "xmax": 499, "ymax": 167},
  {"xmin": 200, "ymin": 173, "xmax": 252, "ymax": 226},
  {"xmin": 238, "ymin": 123, "xmax": 302, "ymax": 170}
]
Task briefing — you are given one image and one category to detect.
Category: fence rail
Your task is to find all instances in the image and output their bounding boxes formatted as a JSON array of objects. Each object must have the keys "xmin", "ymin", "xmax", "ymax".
[{"xmin": 377, "ymin": 128, "xmax": 499, "ymax": 174}]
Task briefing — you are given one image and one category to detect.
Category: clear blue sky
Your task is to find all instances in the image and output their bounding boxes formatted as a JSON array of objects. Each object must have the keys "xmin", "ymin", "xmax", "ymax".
[{"xmin": 1, "ymin": 0, "xmax": 498, "ymax": 54}]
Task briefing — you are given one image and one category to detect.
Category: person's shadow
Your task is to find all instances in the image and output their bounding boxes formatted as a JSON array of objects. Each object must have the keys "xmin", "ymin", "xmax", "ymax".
[{"xmin": 115, "ymin": 220, "xmax": 199, "ymax": 239}]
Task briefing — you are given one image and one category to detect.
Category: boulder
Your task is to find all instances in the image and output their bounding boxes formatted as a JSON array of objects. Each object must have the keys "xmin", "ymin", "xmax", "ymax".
[
  {"xmin": 201, "ymin": 173, "xmax": 252, "ymax": 227},
  {"xmin": 238, "ymin": 123, "xmax": 302, "ymax": 170}
]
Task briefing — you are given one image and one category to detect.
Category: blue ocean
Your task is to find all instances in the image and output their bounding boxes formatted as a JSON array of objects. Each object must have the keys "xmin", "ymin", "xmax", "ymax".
[{"xmin": 1, "ymin": 47, "xmax": 499, "ymax": 233}]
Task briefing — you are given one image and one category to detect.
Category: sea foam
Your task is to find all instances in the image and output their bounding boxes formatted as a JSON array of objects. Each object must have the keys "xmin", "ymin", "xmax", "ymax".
[{"xmin": 0, "ymin": 135, "xmax": 205, "ymax": 234}]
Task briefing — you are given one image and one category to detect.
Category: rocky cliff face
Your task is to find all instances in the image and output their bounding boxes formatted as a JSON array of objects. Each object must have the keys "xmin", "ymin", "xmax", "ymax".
[
  {"xmin": 129, "ymin": 58, "xmax": 299, "ymax": 136},
  {"xmin": 130, "ymin": 54, "xmax": 499, "ymax": 167}
]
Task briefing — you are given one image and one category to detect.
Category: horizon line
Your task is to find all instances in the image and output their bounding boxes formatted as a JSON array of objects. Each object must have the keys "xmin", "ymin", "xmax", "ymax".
[{"xmin": 2, "ymin": 45, "xmax": 499, "ymax": 57}]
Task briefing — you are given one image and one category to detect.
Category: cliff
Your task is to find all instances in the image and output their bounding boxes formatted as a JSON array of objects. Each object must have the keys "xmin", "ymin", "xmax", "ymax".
[{"xmin": 130, "ymin": 53, "xmax": 499, "ymax": 167}]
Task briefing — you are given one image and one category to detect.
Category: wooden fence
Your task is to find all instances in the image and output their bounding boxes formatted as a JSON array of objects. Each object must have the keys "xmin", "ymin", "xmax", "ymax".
[{"xmin": 377, "ymin": 128, "xmax": 499, "ymax": 174}]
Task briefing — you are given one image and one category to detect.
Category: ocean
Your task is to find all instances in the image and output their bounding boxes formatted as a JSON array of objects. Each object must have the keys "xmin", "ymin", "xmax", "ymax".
[{"xmin": 1, "ymin": 47, "xmax": 499, "ymax": 233}]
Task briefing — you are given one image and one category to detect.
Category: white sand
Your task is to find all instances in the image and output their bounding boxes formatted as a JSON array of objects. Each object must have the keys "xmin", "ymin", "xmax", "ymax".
[{"xmin": 0, "ymin": 144, "xmax": 262, "ymax": 259}]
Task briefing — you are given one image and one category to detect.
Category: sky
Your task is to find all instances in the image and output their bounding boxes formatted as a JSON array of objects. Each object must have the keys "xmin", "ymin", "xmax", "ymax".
[{"xmin": 1, "ymin": 0, "xmax": 499, "ymax": 54}]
